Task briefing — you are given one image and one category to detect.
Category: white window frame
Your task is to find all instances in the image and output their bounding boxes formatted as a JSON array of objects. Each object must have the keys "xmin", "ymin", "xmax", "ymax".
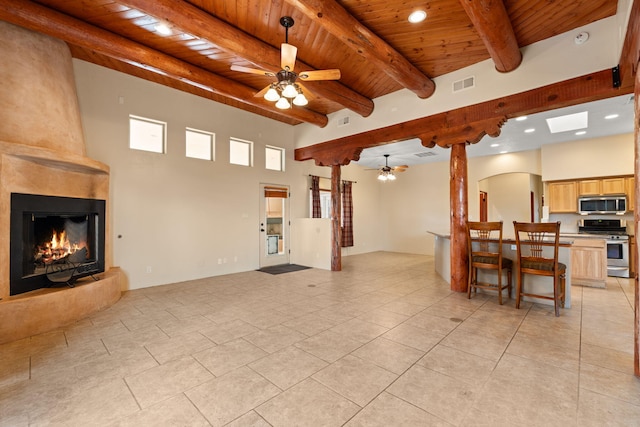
[
  {"xmin": 265, "ymin": 145, "xmax": 285, "ymax": 171},
  {"xmin": 129, "ymin": 115, "xmax": 166, "ymax": 154},
  {"xmin": 185, "ymin": 127, "xmax": 215, "ymax": 161},
  {"xmin": 229, "ymin": 137, "xmax": 253, "ymax": 167}
]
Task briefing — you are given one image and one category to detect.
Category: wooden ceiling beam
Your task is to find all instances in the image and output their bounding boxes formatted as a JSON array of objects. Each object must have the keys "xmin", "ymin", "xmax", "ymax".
[
  {"xmin": 118, "ymin": 0, "xmax": 374, "ymax": 118},
  {"xmin": 458, "ymin": 0, "xmax": 522, "ymax": 72},
  {"xmin": 0, "ymin": 0, "xmax": 329, "ymax": 127},
  {"xmin": 295, "ymin": 68, "xmax": 628, "ymax": 164},
  {"xmin": 420, "ymin": 116, "xmax": 507, "ymax": 148},
  {"xmin": 284, "ymin": 0, "xmax": 436, "ymax": 99}
]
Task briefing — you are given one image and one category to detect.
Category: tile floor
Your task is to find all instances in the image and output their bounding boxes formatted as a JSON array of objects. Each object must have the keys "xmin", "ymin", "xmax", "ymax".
[{"xmin": 1, "ymin": 252, "xmax": 639, "ymax": 426}]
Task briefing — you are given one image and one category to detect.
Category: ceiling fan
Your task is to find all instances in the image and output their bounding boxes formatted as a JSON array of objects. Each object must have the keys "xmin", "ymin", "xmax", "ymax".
[
  {"xmin": 372, "ymin": 154, "xmax": 409, "ymax": 181},
  {"xmin": 230, "ymin": 16, "xmax": 341, "ymax": 109}
]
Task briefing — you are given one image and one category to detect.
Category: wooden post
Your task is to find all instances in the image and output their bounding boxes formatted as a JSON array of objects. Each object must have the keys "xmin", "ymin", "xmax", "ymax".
[
  {"xmin": 450, "ymin": 143, "xmax": 469, "ymax": 292},
  {"xmin": 634, "ymin": 65, "xmax": 640, "ymax": 377},
  {"xmin": 331, "ymin": 164, "xmax": 342, "ymax": 271}
]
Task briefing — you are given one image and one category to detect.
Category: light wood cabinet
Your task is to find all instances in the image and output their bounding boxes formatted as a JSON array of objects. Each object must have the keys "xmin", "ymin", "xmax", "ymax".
[
  {"xmin": 578, "ymin": 179, "xmax": 601, "ymax": 196},
  {"xmin": 625, "ymin": 176, "xmax": 635, "ymax": 211},
  {"xmin": 601, "ymin": 177, "xmax": 625, "ymax": 195},
  {"xmin": 578, "ymin": 177, "xmax": 626, "ymax": 196},
  {"xmin": 570, "ymin": 238, "xmax": 607, "ymax": 287},
  {"xmin": 548, "ymin": 181, "xmax": 577, "ymax": 213}
]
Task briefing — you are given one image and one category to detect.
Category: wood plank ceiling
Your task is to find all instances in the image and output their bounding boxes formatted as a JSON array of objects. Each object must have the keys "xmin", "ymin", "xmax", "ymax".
[{"xmin": 0, "ymin": 0, "xmax": 620, "ymax": 128}]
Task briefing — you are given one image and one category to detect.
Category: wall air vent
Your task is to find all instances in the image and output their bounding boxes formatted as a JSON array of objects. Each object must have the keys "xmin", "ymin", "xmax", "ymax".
[
  {"xmin": 452, "ymin": 76, "xmax": 475, "ymax": 93},
  {"xmin": 337, "ymin": 116, "xmax": 350, "ymax": 127},
  {"xmin": 414, "ymin": 151, "xmax": 437, "ymax": 157}
]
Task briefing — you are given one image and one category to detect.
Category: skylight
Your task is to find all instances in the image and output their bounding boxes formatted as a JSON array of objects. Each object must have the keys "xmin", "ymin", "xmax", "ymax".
[{"xmin": 545, "ymin": 111, "xmax": 588, "ymax": 133}]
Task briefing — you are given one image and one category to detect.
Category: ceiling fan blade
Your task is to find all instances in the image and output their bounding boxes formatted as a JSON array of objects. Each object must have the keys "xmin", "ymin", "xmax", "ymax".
[
  {"xmin": 230, "ymin": 65, "xmax": 275, "ymax": 77},
  {"xmin": 298, "ymin": 69, "xmax": 341, "ymax": 81},
  {"xmin": 393, "ymin": 165, "xmax": 409, "ymax": 172},
  {"xmin": 254, "ymin": 85, "xmax": 272, "ymax": 98},
  {"xmin": 281, "ymin": 43, "xmax": 297, "ymax": 71}
]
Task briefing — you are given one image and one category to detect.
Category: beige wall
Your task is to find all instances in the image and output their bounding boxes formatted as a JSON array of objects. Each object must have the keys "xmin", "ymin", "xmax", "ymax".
[
  {"xmin": 73, "ymin": 60, "xmax": 382, "ymax": 290},
  {"xmin": 541, "ymin": 133, "xmax": 633, "ymax": 181},
  {"xmin": 379, "ymin": 150, "xmax": 543, "ymax": 255},
  {"xmin": 480, "ymin": 173, "xmax": 536, "ymax": 237}
]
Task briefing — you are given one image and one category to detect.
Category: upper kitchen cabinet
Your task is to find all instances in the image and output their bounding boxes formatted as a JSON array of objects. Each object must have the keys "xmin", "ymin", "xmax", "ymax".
[
  {"xmin": 578, "ymin": 177, "xmax": 626, "ymax": 196},
  {"xmin": 548, "ymin": 181, "xmax": 577, "ymax": 213},
  {"xmin": 602, "ymin": 177, "xmax": 626, "ymax": 194},
  {"xmin": 625, "ymin": 176, "xmax": 635, "ymax": 211},
  {"xmin": 578, "ymin": 179, "xmax": 601, "ymax": 195}
]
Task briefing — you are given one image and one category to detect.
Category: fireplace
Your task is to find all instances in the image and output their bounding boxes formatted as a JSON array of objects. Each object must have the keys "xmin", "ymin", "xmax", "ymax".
[{"xmin": 10, "ymin": 193, "xmax": 106, "ymax": 296}]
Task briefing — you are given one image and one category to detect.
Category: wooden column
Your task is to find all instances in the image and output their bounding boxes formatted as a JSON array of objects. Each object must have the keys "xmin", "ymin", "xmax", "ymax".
[
  {"xmin": 450, "ymin": 143, "xmax": 469, "ymax": 292},
  {"xmin": 634, "ymin": 64, "xmax": 640, "ymax": 377},
  {"xmin": 331, "ymin": 164, "xmax": 342, "ymax": 271}
]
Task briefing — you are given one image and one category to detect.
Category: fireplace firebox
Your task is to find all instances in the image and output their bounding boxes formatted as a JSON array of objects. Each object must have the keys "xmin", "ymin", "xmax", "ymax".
[{"xmin": 10, "ymin": 193, "xmax": 106, "ymax": 296}]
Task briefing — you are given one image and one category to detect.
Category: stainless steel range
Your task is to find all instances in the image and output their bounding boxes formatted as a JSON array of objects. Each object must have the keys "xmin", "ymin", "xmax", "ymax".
[{"xmin": 578, "ymin": 219, "xmax": 629, "ymax": 278}]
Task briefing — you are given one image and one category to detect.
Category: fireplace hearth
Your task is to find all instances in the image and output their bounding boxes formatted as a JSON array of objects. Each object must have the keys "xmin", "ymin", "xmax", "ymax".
[{"xmin": 10, "ymin": 193, "xmax": 106, "ymax": 295}]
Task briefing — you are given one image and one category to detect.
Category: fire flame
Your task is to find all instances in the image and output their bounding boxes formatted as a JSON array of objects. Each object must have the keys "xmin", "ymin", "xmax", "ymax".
[{"xmin": 38, "ymin": 229, "xmax": 86, "ymax": 263}]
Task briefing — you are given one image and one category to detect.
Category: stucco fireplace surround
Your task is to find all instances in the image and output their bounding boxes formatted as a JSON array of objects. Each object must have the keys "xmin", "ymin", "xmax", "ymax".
[{"xmin": 0, "ymin": 21, "xmax": 121, "ymax": 344}]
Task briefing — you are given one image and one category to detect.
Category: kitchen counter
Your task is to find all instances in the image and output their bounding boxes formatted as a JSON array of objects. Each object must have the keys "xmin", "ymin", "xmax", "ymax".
[{"xmin": 428, "ymin": 231, "xmax": 573, "ymax": 308}]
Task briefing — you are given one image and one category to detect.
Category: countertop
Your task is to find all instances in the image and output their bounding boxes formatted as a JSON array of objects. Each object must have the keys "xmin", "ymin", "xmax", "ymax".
[{"xmin": 427, "ymin": 230, "xmax": 574, "ymax": 247}]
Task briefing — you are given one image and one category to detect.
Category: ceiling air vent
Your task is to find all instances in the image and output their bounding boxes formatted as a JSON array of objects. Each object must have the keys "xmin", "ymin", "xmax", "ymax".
[
  {"xmin": 337, "ymin": 116, "xmax": 350, "ymax": 127},
  {"xmin": 452, "ymin": 76, "xmax": 475, "ymax": 93},
  {"xmin": 414, "ymin": 151, "xmax": 437, "ymax": 157}
]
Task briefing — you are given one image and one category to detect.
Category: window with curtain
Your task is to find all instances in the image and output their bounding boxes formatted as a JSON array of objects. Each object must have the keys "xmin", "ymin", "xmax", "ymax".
[{"xmin": 341, "ymin": 180, "xmax": 354, "ymax": 247}]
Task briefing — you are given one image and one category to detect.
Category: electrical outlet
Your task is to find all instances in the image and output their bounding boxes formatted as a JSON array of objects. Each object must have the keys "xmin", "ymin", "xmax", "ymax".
[
  {"xmin": 223, "ymin": 257, "xmax": 227, "ymax": 264},
  {"xmin": 217, "ymin": 258, "xmax": 222, "ymax": 265},
  {"xmin": 146, "ymin": 266, "xmax": 152, "ymax": 273}
]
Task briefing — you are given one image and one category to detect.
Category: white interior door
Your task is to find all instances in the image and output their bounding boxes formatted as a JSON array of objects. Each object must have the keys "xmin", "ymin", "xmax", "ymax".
[{"xmin": 259, "ymin": 184, "xmax": 290, "ymax": 267}]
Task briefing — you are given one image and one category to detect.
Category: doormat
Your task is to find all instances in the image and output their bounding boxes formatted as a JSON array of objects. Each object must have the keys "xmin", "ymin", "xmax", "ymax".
[{"xmin": 257, "ymin": 264, "xmax": 311, "ymax": 275}]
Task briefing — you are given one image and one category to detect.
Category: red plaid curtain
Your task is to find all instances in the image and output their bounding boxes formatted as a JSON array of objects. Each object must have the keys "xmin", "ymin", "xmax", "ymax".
[
  {"xmin": 341, "ymin": 180, "xmax": 354, "ymax": 247},
  {"xmin": 311, "ymin": 175, "xmax": 321, "ymax": 218}
]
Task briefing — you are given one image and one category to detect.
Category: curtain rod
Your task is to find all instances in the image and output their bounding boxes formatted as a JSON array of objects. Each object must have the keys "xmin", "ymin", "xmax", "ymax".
[{"xmin": 308, "ymin": 174, "xmax": 357, "ymax": 183}]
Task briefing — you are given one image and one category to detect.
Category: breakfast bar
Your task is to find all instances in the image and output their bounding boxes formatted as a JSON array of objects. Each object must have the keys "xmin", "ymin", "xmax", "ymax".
[{"xmin": 429, "ymin": 230, "xmax": 574, "ymax": 308}]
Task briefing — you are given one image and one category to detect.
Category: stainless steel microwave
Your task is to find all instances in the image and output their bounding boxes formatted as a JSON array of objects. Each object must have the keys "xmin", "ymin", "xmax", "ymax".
[{"xmin": 578, "ymin": 195, "xmax": 627, "ymax": 215}]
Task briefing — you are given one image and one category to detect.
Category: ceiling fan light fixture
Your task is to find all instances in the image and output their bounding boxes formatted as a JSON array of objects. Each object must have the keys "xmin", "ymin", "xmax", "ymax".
[
  {"xmin": 264, "ymin": 86, "xmax": 280, "ymax": 102},
  {"xmin": 387, "ymin": 172, "xmax": 396, "ymax": 181},
  {"xmin": 282, "ymin": 83, "xmax": 299, "ymax": 99},
  {"xmin": 275, "ymin": 97, "xmax": 291, "ymax": 109},
  {"xmin": 293, "ymin": 92, "xmax": 308, "ymax": 106},
  {"xmin": 377, "ymin": 172, "xmax": 388, "ymax": 181}
]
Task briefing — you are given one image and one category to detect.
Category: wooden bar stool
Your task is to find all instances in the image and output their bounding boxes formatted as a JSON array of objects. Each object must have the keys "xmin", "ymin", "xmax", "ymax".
[
  {"xmin": 466, "ymin": 221, "xmax": 513, "ymax": 305},
  {"xmin": 513, "ymin": 221, "xmax": 566, "ymax": 317}
]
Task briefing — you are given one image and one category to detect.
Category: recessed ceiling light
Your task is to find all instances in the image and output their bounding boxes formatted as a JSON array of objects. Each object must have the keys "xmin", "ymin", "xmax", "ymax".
[
  {"xmin": 605, "ymin": 114, "xmax": 619, "ymax": 120},
  {"xmin": 524, "ymin": 128, "xmax": 535, "ymax": 133},
  {"xmin": 408, "ymin": 10, "xmax": 427, "ymax": 23},
  {"xmin": 155, "ymin": 23, "xmax": 173, "ymax": 36},
  {"xmin": 515, "ymin": 116, "xmax": 528, "ymax": 121},
  {"xmin": 546, "ymin": 111, "xmax": 588, "ymax": 133},
  {"xmin": 490, "ymin": 143, "xmax": 499, "ymax": 147},
  {"xmin": 500, "ymin": 150, "xmax": 508, "ymax": 154},
  {"xmin": 575, "ymin": 130, "xmax": 587, "ymax": 135}
]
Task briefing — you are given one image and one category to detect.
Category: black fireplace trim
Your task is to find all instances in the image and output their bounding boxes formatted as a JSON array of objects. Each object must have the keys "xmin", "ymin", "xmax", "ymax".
[{"xmin": 10, "ymin": 193, "xmax": 106, "ymax": 296}]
